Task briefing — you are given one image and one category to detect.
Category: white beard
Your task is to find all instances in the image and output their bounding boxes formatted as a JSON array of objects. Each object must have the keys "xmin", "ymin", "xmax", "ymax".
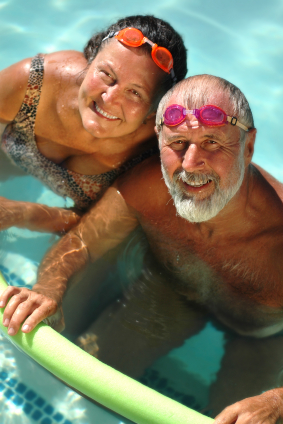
[{"xmin": 161, "ymin": 155, "xmax": 245, "ymax": 223}]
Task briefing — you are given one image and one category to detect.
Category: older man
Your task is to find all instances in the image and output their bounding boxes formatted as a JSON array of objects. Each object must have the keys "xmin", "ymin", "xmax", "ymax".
[{"xmin": 1, "ymin": 75, "xmax": 283, "ymax": 423}]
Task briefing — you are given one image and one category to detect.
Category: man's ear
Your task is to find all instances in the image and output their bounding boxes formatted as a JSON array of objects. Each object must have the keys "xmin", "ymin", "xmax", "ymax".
[
  {"xmin": 244, "ymin": 128, "xmax": 257, "ymax": 166},
  {"xmin": 154, "ymin": 125, "xmax": 159, "ymax": 136}
]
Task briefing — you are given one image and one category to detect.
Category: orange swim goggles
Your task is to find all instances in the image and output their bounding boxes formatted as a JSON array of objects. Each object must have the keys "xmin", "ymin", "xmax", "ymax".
[{"xmin": 102, "ymin": 27, "xmax": 176, "ymax": 83}]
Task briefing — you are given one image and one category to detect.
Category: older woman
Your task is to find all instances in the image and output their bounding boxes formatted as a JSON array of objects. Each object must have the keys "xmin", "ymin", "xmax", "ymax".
[{"xmin": 0, "ymin": 15, "xmax": 187, "ymax": 231}]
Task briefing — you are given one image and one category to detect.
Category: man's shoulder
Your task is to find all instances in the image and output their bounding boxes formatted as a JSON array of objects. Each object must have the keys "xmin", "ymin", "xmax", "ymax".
[
  {"xmin": 117, "ymin": 154, "xmax": 170, "ymax": 209},
  {"xmin": 252, "ymin": 164, "xmax": 283, "ymax": 201}
]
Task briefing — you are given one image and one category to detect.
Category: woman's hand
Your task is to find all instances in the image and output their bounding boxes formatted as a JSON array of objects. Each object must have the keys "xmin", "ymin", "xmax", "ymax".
[
  {"xmin": 214, "ymin": 390, "xmax": 283, "ymax": 424},
  {"xmin": 0, "ymin": 196, "xmax": 81, "ymax": 233},
  {"xmin": 0, "ymin": 286, "xmax": 65, "ymax": 334}
]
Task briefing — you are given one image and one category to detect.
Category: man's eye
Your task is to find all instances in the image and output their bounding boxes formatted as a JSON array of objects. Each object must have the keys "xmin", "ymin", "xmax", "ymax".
[
  {"xmin": 205, "ymin": 140, "xmax": 219, "ymax": 150},
  {"xmin": 171, "ymin": 141, "xmax": 187, "ymax": 151}
]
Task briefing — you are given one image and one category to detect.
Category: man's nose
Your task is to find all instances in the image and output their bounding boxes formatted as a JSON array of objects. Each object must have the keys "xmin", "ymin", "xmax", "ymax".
[{"xmin": 182, "ymin": 143, "xmax": 205, "ymax": 171}]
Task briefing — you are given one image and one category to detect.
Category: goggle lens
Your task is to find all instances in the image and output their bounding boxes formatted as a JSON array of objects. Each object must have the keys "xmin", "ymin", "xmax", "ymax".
[
  {"xmin": 164, "ymin": 104, "xmax": 185, "ymax": 125},
  {"xmin": 117, "ymin": 28, "xmax": 144, "ymax": 46},
  {"xmin": 199, "ymin": 106, "xmax": 226, "ymax": 126},
  {"xmin": 152, "ymin": 46, "xmax": 173, "ymax": 72}
]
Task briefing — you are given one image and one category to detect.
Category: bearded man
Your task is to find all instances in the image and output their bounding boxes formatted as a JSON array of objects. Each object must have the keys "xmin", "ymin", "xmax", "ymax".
[{"xmin": 1, "ymin": 75, "xmax": 283, "ymax": 424}]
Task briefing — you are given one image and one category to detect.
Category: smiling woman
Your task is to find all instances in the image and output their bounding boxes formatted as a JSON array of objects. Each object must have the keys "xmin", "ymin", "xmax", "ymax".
[
  {"xmin": 77, "ymin": 39, "xmax": 165, "ymax": 140},
  {"xmin": 0, "ymin": 15, "xmax": 187, "ymax": 220}
]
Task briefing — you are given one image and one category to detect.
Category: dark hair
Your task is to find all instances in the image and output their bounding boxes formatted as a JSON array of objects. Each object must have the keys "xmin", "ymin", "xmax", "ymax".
[{"xmin": 84, "ymin": 15, "xmax": 188, "ymax": 110}]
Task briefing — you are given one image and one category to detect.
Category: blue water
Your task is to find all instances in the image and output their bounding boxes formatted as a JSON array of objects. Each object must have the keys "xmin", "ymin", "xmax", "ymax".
[{"xmin": 0, "ymin": 1, "xmax": 282, "ymax": 423}]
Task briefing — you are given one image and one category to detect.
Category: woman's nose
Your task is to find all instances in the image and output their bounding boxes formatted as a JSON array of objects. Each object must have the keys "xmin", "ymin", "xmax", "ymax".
[
  {"xmin": 101, "ymin": 85, "xmax": 121, "ymax": 104},
  {"xmin": 182, "ymin": 143, "xmax": 205, "ymax": 171}
]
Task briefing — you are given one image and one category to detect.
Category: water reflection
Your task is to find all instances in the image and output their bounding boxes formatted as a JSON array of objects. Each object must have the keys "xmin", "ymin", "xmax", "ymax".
[{"xmin": 62, "ymin": 227, "xmax": 283, "ymax": 417}]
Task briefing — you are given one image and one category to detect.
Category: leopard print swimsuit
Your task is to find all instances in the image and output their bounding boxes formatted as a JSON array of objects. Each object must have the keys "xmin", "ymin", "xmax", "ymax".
[{"xmin": 1, "ymin": 54, "xmax": 157, "ymax": 210}]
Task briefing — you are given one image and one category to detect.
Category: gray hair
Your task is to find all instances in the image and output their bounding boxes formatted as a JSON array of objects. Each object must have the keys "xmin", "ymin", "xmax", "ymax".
[{"xmin": 156, "ymin": 74, "xmax": 254, "ymax": 144}]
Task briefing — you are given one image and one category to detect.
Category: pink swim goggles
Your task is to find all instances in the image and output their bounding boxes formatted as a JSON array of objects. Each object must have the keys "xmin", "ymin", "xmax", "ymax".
[{"xmin": 161, "ymin": 104, "xmax": 249, "ymax": 131}]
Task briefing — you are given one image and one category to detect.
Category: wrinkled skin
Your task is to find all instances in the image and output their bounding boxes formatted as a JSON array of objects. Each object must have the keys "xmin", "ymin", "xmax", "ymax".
[
  {"xmin": 0, "ymin": 286, "xmax": 64, "ymax": 334},
  {"xmin": 214, "ymin": 391, "xmax": 283, "ymax": 424}
]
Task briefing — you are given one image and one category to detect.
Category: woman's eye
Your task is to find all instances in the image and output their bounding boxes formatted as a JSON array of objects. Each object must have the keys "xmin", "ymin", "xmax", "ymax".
[
  {"xmin": 101, "ymin": 71, "xmax": 115, "ymax": 82},
  {"xmin": 130, "ymin": 89, "xmax": 141, "ymax": 98}
]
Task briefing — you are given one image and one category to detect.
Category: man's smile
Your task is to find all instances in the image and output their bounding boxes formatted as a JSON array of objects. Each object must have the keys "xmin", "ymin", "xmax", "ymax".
[
  {"xmin": 184, "ymin": 178, "xmax": 212, "ymax": 188},
  {"xmin": 182, "ymin": 179, "xmax": 213, "ymax": 194}
]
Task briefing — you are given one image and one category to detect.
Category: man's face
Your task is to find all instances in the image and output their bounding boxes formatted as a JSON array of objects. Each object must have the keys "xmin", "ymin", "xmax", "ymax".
[{"xmin": 159, "ymin": 95, "xmax": 247, "ymax": 223}]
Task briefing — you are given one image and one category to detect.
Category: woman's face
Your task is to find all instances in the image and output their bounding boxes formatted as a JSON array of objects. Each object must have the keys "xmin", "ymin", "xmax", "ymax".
[{"xmin": 78, "ymin": 38, "xmax": 165, "ymax": 139}]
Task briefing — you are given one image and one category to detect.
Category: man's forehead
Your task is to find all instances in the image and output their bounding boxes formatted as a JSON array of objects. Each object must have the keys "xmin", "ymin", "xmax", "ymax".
[
  {"xmin": 162, "ymin": 122, "xmax": 227, "ymax": 140},
  {"xmin": 167, "ymin": 89, "xmax": 232, "ymax": 112}
]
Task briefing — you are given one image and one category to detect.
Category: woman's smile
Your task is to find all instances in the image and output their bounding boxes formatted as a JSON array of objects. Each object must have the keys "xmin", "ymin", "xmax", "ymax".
[
  {"xmin": 78, "ymin": 39, "xmax": 164, "ymax": 138},
  {"xmin": 92, "ymin": 102, "xmax": 120, "ymax": 121}
]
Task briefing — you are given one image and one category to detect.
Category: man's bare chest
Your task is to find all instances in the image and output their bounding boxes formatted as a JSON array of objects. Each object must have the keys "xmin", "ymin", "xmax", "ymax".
[
  {"xmin": 138, "ymin": 220, "xmax": 283, "ymax": 336},
  {"xmin": 139, "ymin": 217, "xmax": 282, "ymax": 308}
]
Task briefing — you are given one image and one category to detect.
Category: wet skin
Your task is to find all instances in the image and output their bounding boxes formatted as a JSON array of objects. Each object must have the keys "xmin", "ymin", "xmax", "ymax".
[
  {"xmin": 0, "ymin": 39, "xmax": 164, "ymax": 232},
  {"xmin": 0, "ymin": 39, "xmax": 163, "ymax": 175},
  {"xmin": 1, "ymin": 91, "xmax": 283, "ymax": 423}
]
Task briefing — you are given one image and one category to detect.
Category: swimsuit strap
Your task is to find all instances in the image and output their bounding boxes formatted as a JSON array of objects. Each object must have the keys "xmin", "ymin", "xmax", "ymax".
[{"xmin": 15, "ymin": 54, "xmax": 44, "ymax": 134}]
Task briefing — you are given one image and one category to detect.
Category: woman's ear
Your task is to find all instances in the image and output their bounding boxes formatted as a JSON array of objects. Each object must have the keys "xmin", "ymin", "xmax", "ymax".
[{"xmin": 143, "ymin": 111, "xmax": 156, "ymax": 124}]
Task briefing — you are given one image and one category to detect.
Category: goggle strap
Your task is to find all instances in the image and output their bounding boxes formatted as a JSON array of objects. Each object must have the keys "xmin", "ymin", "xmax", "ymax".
[
  {"xmin": 144, "ymin": 37, "xmax": 155, "ymax": 47},
  {"xmin": 101, "ymin": 31, "xmax": 117, "ymax": 42},
  {"xmin": 170, "ymin": 69, "xmax": 177, "ymax": 85},
  {"xmin": 227, "ymin": 116, "xmax": 249, "ymax": 132}
]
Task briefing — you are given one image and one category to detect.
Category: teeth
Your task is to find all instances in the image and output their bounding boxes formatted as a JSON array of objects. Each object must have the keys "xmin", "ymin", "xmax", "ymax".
[
  {"xmin": 95, "ymin": 103, "xmax": 118, "ymax": 120},
  {"xmin": 186, "ymin": 179, "xmax": 211, "ymax": 187}
]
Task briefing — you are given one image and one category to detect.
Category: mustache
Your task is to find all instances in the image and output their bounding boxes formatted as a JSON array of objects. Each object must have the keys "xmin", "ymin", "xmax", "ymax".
[{"xmin": 173, "ymin": 169, "xmax": 220, "ymax": 186}]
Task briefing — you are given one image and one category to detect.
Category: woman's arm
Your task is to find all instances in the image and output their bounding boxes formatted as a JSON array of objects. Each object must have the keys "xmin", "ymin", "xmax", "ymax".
[
  {"xmin": 0, "ymin": 185, "xmax": 139, "ymax": 335},
  {"xmin": 0, "ymin": 58, "xmax": 32, "ymax": 124},
  {"xmin": 0, "ymin": 197, "xmax": 81, "ymax": 233}
]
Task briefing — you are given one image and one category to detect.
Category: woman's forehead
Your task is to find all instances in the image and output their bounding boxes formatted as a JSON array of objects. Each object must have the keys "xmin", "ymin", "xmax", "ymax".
[
  {"xmin": 95, "ymin": 38, "xmax": 150, "ymax": 64},
  {"xmin": 92, "ymin": 39, "xmax": 165, "ymax": 92}
]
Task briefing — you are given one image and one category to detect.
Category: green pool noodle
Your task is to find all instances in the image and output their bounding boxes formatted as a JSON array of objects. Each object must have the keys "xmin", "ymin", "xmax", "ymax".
[{"xmin": 0, "ymin": 273, "xmax": 213, "ymax": 424}]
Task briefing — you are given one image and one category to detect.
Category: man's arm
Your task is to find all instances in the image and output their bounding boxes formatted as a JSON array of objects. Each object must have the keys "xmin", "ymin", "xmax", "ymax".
[{"xmin": 0, "ymin": 185, "xmax": 139, "ymax": 335}]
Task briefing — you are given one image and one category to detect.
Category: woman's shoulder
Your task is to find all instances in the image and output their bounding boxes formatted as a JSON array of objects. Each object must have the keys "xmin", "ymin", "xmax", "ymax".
[
  {"xmin": 43, "ymin": 50, "xmax": 87, "ymax": 83},
  {"xmin": 0, "ymin": 57, "xmax": 32, "ymax": 123},
  {"xmin": 0, "ymin": 51, "xmax": 87, "ymax": 123}
]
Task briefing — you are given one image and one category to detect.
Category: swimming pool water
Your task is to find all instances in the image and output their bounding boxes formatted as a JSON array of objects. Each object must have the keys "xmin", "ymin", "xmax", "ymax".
[{"xmin": 0, "ymin": 1, "xmax": 282, "ymax": 423}]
